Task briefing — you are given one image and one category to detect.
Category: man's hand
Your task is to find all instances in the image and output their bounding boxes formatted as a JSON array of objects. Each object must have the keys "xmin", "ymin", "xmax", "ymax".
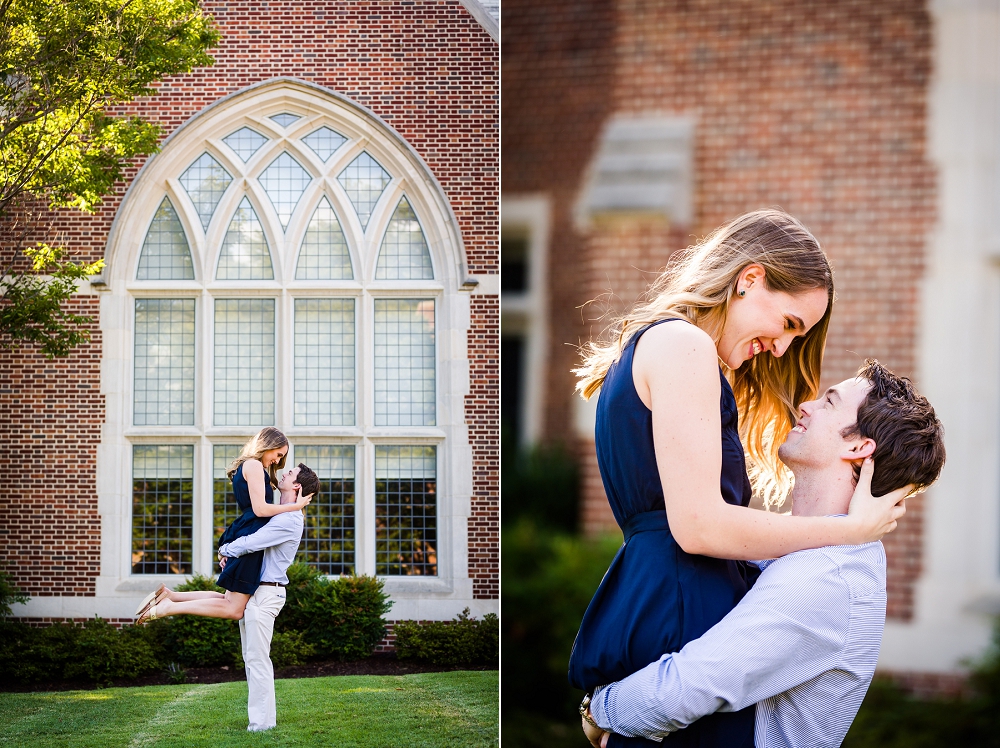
[{"xmin": 582, "ymin": 710, "xmax": 609, "ymax": 748}]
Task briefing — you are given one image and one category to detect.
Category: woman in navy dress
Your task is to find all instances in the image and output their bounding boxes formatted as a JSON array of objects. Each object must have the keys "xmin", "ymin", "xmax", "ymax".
[
  {"xmin": 570, "ymin": 211, "xmax": 906, "ymax": 747},
  {"xmin": 135, "ymin": 427, "xmax": 312, "ymax": 623}
]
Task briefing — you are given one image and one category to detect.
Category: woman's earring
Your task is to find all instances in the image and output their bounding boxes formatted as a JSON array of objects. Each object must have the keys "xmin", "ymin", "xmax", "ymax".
[{"xmin": 738, "ymin": 289, "xmax": 746, "ymax": 297}]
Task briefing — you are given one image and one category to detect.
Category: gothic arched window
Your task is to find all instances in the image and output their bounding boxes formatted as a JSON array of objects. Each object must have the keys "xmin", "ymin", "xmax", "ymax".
[{"xmin": 102, "ymin": 81, "xmax": 469, "ymax": 592}]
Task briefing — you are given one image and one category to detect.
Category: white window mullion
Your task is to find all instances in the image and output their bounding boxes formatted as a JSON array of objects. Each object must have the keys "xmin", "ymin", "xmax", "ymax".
[
  {"xmin": 358, "ymin": 437, "xmax": 375, "ymax": 576},
  {"xmin": 194, "ymin": 436, "xmax": 213, "ymax": 576}
]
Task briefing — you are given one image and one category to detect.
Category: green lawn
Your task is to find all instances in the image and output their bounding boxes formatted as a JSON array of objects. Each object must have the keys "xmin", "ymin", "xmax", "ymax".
[{"xmin": 0, "ymin": 671, "xmax": 498, "ymax": 748}]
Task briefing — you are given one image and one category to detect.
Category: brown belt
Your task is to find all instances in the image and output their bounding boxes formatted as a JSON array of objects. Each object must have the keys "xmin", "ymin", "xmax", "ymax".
[{"xmin": 259, "ymin": 581, "xmax": 286, "ymax": 587}]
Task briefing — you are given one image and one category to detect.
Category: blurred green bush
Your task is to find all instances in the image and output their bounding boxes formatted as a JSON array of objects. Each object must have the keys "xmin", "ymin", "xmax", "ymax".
[
  {"xmin": 501, "ymin": 435, "xmax": 580, "ymax": 533},
  {"xmin": 502, "ymin": 519, "xmax": 621, "ymax": 729},
  {"xmin": 845, "ymin": 620, "xmax": 1000, "ymax": 747},
  {"xmin": 395, "ymin": 608, "xmax": 499, "ymax": 666}
]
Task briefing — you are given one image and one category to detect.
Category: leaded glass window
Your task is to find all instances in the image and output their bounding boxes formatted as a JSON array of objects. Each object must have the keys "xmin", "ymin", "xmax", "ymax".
[
  {"xmin": 212, "ymin": 444, "xmax": 242, "ymax": 573},
  {"xmin": 132, "ymin": 445, "xmax": 193, "ymax": 575},
  {"xmin": 375, "ymin": 445, "xmax": 436, "ymax": 576},
  {"xmin": 296, "ymin": 198, "xmax": 353, "ymax": 280},
  {"xmin": 376, "ymin": 197, "xmax": 434, "ymax": 280},
  {"xmin": 134, "ymin": 299, "xmax": 195, "ymax": 426},
  {"xmin": 374, "ymin": 299, "xmax": 436, "ymax": 427},
  {"xmin": 302, "ymin": 126, "xmax": 347, "ymax": 161},
  {"xmin": 338, "ymin": 151, "xmax": 391, "ymax": 230},
  {"xmin": 269, "ymin": 112, "xmax": 301, "ymax": 128},
  {"xmin": 294, "ymin": 299, "xmax": 355, "ymax": 426},
  {"xmin": 223, "ymin": 127, "xmax": 268, "ymax": 162},
  {"xmin": 136, "ymin": 198, "xmax": 195, "ymax": 280},
  {"xmin": 179, "ymin": 153, "xmax": 232, "ymax": 230},
  {"xmin": 216, "ymin": 198, "xmax": 274, "ymax": 280},
  {"xmin": 124, "ymin": 94, "xmax": 454, "ymax": 585},
  {"xmin": 259, "ymin": 152, "xmax": 312, "ymax": 229},
  {"xmin": 295, "ymin": 445, "xmax": 355, "ymax": 574},
  {"xmin": 214, "ymin": 299, "xmax": 275, "ymax": 426}
]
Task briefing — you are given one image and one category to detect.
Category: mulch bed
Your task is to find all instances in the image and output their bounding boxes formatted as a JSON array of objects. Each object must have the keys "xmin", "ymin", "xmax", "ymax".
[{"xmin": 1, "ymin": 653, "xmax": 493, "ymax": 693}]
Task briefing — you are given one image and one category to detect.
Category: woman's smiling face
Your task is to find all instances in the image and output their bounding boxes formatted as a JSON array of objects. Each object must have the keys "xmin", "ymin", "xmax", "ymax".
[
  {"xmin": 261, "ymin": 446, "xmax": 287, "ymax": 469},
  {"xmin": 716, "ymin": 265, "xmax": 829, "ymax": 370}
]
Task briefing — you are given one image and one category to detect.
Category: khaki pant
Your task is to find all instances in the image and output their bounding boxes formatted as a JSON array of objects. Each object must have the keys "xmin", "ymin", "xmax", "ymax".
[{"xmin": 240, "ymin": 584, "xmax": 286, "ymax": 731}]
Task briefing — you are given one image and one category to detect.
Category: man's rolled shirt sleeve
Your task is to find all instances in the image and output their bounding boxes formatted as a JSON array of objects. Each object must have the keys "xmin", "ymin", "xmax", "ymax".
[{"xmin": 591, "ymin": 553, "xmax": 851, "ymax": 741}]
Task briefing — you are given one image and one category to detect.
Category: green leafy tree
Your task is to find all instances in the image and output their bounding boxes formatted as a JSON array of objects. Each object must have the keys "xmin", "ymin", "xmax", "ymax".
[{"xmin": 0, "ymin": 0, "xmax": 218, "ymax": 356}]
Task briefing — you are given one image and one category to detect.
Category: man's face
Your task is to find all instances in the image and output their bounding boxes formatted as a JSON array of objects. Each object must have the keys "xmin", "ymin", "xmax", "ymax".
[
  {"xmin": 778, "ymin": 377, "xmax": 873, "ymax": 471},
  {"xmin": 277, "ymin": 466, "xmax": 301, "ymax": 492}
]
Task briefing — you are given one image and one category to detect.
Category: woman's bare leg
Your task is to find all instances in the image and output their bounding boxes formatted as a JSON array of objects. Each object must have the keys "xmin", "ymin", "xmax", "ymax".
[
  {"xmin": 158, "ymin": 589, "xmax": 226, "ymax": 603},
  {"xmin": 147, "ymin": 591, "xmax": 251, "ymax": 621}
]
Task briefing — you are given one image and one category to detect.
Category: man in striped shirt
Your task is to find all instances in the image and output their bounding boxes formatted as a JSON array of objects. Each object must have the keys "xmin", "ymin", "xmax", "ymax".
[{"xmin": 583, "ymin": 359, "xmax": 946, "ymax": 748}]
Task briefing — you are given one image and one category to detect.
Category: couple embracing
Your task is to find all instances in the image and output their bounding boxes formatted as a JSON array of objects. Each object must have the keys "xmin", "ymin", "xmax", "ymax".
[
  {"xmin": 134, "ymin": 428, "xmax": 317, "ymax": 732},
  {"xmin": 571, "ymin": 210, "xmax": 947, "ymax": 747}
]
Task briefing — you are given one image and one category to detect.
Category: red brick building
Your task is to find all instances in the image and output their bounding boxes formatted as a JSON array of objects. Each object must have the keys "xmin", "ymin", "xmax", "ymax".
[
  {"xmin": 1, "ymin": 0, "xmax": 498, "ymax": 627},
  {"xmin": 503, "ymin": 0, "xmax": 1000, "ymax": 683}
]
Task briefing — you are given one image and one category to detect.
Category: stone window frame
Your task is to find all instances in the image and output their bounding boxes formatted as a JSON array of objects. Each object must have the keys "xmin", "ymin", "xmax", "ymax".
[{"xmin": 96, "ymin": 79, "xmax": 474, "ymax": 609}]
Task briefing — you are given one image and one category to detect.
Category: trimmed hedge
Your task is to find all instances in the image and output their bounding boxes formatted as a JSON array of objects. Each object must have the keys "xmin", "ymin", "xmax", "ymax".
[
  {"xmin": 0, "ymin": 618, "xmax": 160, "ymax": 686},
  {"xmin": 395, "ymin": 608, "xmax": 498, "ymax": 666},
  {"xmin": 156, "ymin": 573, "xmax": 241, "ymax": 668},
  {"xmin": 276, "ymin": 565, "xmax": 392, "ymax": 661},
  {"xmin": 0, "ymin": 565, "xmax": 394, "ymax": 686}
]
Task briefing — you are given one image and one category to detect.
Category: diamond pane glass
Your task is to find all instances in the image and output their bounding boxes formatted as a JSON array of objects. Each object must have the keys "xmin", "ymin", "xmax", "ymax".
[
  {"xmin": 338, "ymin": 152, "xmax": 390, "ymax": 230},
  {"xmin": 269, "ymin": 112, "xmax": 301, "ymax": 128},
  {"xmin": 216, "ymin": 198, "xmax": 274, "ymax": 280},
  {"xmin": 294, "ymin": 445, "xmax": 355, "ymax": 575},
  {"xmin": 222, "ymin": 127, "xmax": 268, "ymax": 162},
  {"xmin": 179, "ymin": 153, "xmax": 232, "ymax": 231},
  {"xmin": 259, "ymin": 152, "xmax": 312, "ymax": 229},
  {"xmin": 134, "ymin": 299, "xmax": 195, "ymax": 426},
  {"xmin": 294, "ymin": 299, "xmax": 355, "ymax": 426},
  {"xmin": 374, "ymin": 299, "xmax": 435, "ymax": 426},
  {"xmin": 376, "ymin": 197, "xmax": 433, "ymax": 280},
  {"xmin": 136, "ymin": 198, "xmax": 194, "ymax": 280},
  {"xmin": 295, "ymin": 198, "xmax": 353, "ymax": 280},
  {"xmin": 375, "ymin": 445, "xmax": 436, "ymax": 576},
  {"xmin": 214, "ymin": 299, "xmax": 275, "ymax": 426},
  {"xmin": 213, "ymin": 444, "xmax": 242, "ymax": 574},
  {"xmin": 132, "ymin": 445, "xmax": 193, "ymax": 575},
  {"xmin": 302, "ymin": 126, "xmax": 347, "ymax": 161}
]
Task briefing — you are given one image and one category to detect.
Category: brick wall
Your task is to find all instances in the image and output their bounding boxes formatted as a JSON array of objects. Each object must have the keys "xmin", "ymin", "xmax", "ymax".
[
  {"xmin": 468, "ymin": 296, "xmax": 500, "ymax": 598},
  {"xmin": 503, "ymin": 0, "xmax": 933, "ymax": 620},
  {"xmin": 0, "ymin": 297, "xmax": 104, "ymax": 596},
  {"xmin": 1, "ymin": 0, "xmax": 498, "ymax": 599}
]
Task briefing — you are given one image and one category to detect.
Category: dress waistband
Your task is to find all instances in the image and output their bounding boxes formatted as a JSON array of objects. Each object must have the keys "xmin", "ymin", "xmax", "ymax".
[{"xmin": 622, "ymin": 509, "xmax": 670, "ymax": 541}]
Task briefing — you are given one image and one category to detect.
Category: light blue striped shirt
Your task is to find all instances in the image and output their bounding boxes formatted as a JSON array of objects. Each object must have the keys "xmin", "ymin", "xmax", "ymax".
[
  {"xmin": 591, "ymin": 540, "xmax": 886, "ymax": 748},
  {"xmin": 218, "ymin": 510, "xmax": 304, "ymax": 585}
]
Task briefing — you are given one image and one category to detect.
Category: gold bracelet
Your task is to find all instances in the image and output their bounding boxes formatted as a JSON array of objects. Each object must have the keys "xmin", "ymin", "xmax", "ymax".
[{"xmin": 579, "ymin": 694, "xmax": 601, "ymax": 730}]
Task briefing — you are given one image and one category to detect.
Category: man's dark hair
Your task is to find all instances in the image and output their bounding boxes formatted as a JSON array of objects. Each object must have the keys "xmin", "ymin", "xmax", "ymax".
[
  {"xmin": 296, "ymin": 463, "xmax": 321, "ymax": 497},
  {"xmin": 842, "ymin": 359, "xmax": 946, "ymax": 496}
]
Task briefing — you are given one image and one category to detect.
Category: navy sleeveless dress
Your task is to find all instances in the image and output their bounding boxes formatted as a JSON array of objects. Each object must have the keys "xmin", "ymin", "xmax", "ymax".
[
  {"xmin": 568, "ymin": 320, "xmax": 758, "ymax": 748},
  {"xmin": 216, "ymin": 462, "xmax": 272, "ymax": 594}
]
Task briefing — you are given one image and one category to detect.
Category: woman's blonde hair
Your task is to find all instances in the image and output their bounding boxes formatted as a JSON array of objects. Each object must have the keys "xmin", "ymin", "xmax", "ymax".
[
  {"xmin": 575, "ymin": 209, "xmax": 833, "ymax": 506},
  {"xmin": 227, "ymin": 427, "xmax": 289, "ymax": 488}
]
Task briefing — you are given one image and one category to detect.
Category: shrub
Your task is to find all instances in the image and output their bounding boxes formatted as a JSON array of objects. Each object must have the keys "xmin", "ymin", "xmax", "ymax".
[
  {"xmin": 0, "ymin": 617, "xmax": 161, "ymax": 685},
  {"xmin": 502, "ymin": 518, "xmax": 622, "ymax": 721},
  {"xmin": 0, "ymin": 569, "xmax": 28, "ymax": 617},
  {"xmin": 501, "ymin": 436, "xmax": 580, "ymax": 532},
  {"xmin": 269, "ymin": 630, "xmax": 316, "ymax": 667},
  {"xmin": 395, "ymin": 608, "xmax": 499, "ymax": 666},
  {"xmin": 277, "ymin": 562, "xmax": 325, "ymax": 633},
  {"xmin": 64, "ymin": 618, "xmax": 160, "ymax": 685},
  {"xmin": 277, "ymin": 573, "xmax": 392, "ymax": 660},
  {"xmin": 2, "ymin": 621, "xmax": 81, "ymax": 683},
  {"xmin": 161, "ymin": 573, "xmax": 241, "ymax": 667}
]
